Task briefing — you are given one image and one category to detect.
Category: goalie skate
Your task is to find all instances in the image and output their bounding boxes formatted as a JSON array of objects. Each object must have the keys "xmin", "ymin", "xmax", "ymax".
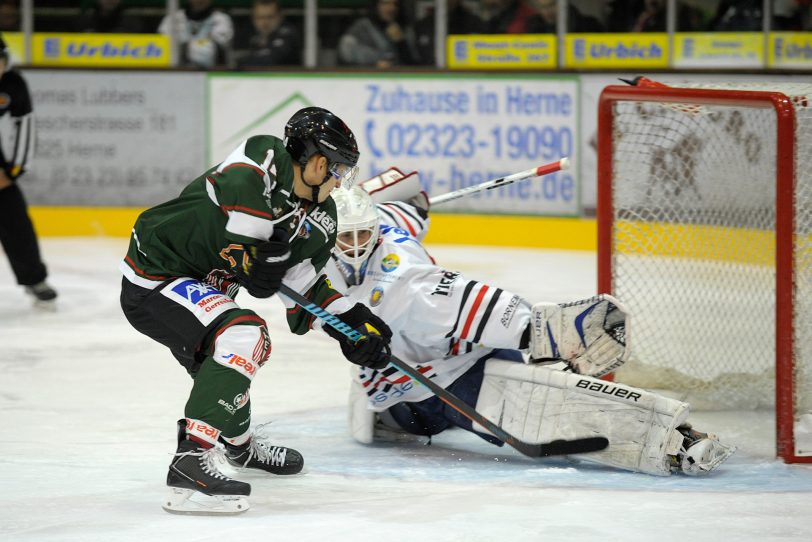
[{"xmin": 671, "ymin": 424, "xmax": 736, "ymax": 476}]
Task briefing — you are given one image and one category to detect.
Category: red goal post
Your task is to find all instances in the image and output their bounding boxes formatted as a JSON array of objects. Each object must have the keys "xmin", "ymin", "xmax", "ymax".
[{"xmin": 597, "ymin": 82, "xmax": 810, "ymax": 463}]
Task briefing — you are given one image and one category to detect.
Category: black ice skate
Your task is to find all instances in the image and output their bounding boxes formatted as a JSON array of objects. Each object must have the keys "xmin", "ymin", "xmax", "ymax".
[
  {"xmin": 224, "ymin": 423, "xmax": 304, "ymax": 475},
  {"xmin": 163, "ymin": 436, "xmax": 251, "ymax": 514},
  {"xmin": 25, "ymin": 281, "xmax": 57, "ymax": 305}
]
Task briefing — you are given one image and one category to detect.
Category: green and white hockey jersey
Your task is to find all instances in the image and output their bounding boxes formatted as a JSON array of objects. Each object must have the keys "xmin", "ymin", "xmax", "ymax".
[{"xmin": 120, "ymin": 135, "xmax": 351, "ymax": 334}]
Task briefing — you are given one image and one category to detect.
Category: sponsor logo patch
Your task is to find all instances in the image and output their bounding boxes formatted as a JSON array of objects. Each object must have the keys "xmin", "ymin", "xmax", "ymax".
[
  {"xmin": 381, "ymin": 253, "xmax": 400, "ymax": 273},
  {"xmin": 171, "ymin": 279, "xmax": 221, "ymax": 304},
  {"xmin": 370, "ymin": 286, "xmax": 384, "ymax": 306},
  {"xmin": 501, "ymin": 295, "xmax": 521, "ymax": 327},
  {"xmin": 430, "ymin": 271, "xmax": 460, "ymax": 296}
]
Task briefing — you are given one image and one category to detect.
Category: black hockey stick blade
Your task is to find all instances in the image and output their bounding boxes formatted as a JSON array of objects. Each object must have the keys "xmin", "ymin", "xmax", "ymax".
[{"xmin": 523, "ymin": 437, "xmax": 610, "ymax": 458}]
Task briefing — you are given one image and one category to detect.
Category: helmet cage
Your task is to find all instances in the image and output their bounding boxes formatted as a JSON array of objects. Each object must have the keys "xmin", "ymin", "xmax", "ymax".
[{"xmin": 333, "ymin": 187, "xmax": 380, "ymax": 284}]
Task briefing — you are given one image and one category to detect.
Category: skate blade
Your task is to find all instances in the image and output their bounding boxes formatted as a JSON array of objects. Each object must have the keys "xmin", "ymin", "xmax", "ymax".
[
  {"xmin": 32, "ymin": 299, "xmax": 57, "ymax": 312},
  {"xmin": 161, "ymin": 487, "xmax": 250, "ymax": 515}
]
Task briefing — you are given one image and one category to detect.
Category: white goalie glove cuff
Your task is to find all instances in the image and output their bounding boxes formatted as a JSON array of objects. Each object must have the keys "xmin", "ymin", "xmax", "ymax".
[{"xmin": 529, "ymin": 294, "xmax": 630, "ymax": 377}]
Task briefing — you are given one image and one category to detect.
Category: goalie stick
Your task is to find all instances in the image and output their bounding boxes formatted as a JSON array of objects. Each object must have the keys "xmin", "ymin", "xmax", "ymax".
[
  {"xmin": 278, "ymin": 284, "xmax": 609, "ymax": 458},
  {"xmin": 428, "ymin": 157, "xmax": 570, "ymax": 206}
]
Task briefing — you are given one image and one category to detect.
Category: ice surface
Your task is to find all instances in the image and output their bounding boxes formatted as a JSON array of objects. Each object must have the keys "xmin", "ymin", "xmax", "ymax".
[{"xmin": 1, "ymin": 238, "xmax": 810, "ymax": 542}]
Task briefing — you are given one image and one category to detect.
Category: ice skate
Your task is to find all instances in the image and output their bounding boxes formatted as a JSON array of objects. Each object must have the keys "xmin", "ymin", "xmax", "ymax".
[
  {"xmin": 224, "ymin": 423, "xmax": 304, "ymax": 475},
  {"xmin": 671, "ymin": 424, "xmax": 736, "ymax": 476},
  {"xmin": 25, "ymin": 281, "xmax": 57, "ymax": 308},
  {"xmin": 163, "ymin": 438, "xmax": 251, "ymax": 515}
]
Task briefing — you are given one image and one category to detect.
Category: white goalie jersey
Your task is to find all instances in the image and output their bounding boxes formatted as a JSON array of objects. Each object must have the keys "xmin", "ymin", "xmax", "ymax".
[{"xmin": 325, "ymin": 202, "xmax": 532, "ymax": 411}]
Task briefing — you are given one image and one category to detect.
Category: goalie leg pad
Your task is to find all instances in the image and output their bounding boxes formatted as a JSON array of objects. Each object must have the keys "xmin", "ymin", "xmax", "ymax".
[
  {"xmin": 348, "ymin": 376, "xmax": 376, "ymax": 444},
  {"xmin": 529, "ymin": 294, "xmax": 630, "ymax": 377},
  {"xmin": 474, "ymin": 360, "xmax": 689, "ymax": 476}
]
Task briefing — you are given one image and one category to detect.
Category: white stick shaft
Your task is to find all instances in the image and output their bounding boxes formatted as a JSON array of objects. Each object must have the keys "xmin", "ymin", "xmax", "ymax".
[{"xmin": 428, "ymin": 157, "xmax": 569, "ymax": 206}]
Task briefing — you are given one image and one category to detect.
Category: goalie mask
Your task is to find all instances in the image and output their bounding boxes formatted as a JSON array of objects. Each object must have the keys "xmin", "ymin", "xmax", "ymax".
[{"xmin": 332, "ymin": 186, "xmax": 380, "ymax": 285}]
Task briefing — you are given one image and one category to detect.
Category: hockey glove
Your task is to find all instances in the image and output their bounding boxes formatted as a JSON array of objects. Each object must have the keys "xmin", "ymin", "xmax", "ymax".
[
  {"xmin": 324, "ymin": 303, "xmax": 393, "ymax": 370},
  {"xmin": 241, "ymin": 230, "xmax": 290, "ymax": 299},
  {"xmin": 529, "ymin": 294, "xmax": 630, "ymax": 377}
]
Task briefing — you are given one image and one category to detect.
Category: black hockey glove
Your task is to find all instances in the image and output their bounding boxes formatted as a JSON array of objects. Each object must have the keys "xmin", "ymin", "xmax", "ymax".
[
  {"xmin": 242, "ymin": 230, "xmax": 290, "ymax": 299},
  {"xmin": 324, "ymin": 303, "xmax": 393, "ymax": 370}
]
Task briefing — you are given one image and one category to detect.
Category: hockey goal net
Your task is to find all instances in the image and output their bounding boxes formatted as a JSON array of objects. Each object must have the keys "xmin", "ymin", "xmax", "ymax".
[{"xmin": 597, "ymin": 81, "xmax": 812, "ymax": 463}]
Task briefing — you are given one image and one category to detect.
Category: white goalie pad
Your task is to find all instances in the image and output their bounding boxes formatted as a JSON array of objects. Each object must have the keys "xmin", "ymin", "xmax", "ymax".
[
  {"xmin": 474, "ymin": 360, "xmax": 690, "ymax": 476},
  {"xmin": 360, "ymin": 167, "xmax": 424, "ymax": 206},
  {"xmin": 349, "ymin": 377, "xmax": 376, "ymax": 445},
  {"xmin": 530, "ymin": 294, "xmax": 630, "ymax": 377},
  {"xmin": 348, "ymin": 375, "xmax": 425, "ymax": 444}
]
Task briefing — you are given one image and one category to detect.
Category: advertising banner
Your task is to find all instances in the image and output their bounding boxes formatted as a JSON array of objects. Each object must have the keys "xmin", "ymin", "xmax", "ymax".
[
  {"xmin": 19, "ymin": 71, "xmax": 205, "ymax": 206},
  {"xmin": 769, "ymin": 32, "xmax": 812, "ymax": 69},
  {"xmin": 674, "ymin": 33, "xmax": 763, "ymax": 69},
  {"xmin": 447, "ymin": 34, "xmax": 557, "ymax": 70},
  {"xmin": 208, "ymin": 74, "xmax": 580, "ymax": 216},
  {"xmin": 3, "ymin": 31, "xmax": 25, "ymax": 63},
  {"xmin": 31, "ymin": 33, "xmax": 171, "ymax": 68},
  {"xmin": 564, "ymin": 33, "xmax": 669, "ymax": 69}
]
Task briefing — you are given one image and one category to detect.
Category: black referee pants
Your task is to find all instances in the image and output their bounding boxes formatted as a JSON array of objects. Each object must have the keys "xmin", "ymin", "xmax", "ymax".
[{"xmin": 0, "ymin": 184, "xmax": 47, "ymax": 286}]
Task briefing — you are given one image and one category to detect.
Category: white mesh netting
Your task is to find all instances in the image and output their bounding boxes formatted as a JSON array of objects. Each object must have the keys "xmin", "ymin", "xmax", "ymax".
[{"xmin": 607, "ymin": 83, "xmax": 811, "ymax": 431}]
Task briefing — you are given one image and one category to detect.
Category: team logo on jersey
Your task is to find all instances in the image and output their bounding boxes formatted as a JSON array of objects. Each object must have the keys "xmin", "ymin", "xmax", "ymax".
[
  {"xmin": 381, "ymin": 253, "xmax": 400, "ymax": 273},
  {"xmin": 370, "ymin": 287, "xmax": 385, "ymax": 306}
]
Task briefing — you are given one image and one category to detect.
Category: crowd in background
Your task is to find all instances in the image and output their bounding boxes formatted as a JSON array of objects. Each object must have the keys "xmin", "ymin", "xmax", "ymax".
[{"xmin": 3, "ymin": 0, "xmax": 812, "ymax": 69}]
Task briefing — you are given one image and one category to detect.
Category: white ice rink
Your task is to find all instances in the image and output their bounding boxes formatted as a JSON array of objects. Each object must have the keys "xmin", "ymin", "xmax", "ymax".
[{"xmin": 1, "ymin": 237, "xmax": 811, "ymax": 542}]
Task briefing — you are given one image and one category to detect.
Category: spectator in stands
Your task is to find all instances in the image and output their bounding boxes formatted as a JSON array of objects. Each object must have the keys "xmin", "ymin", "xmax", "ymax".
[
  {"xmin": 773, "ymin": 0, "xmax": 812, "ymax": 31},
  {"xmin": 338, "ymin": 0, "xmax": 419, "ymax": 68},
  {"xmin": 158, "ymin": 0, "xmax": 234, "ymax": 69},
  {"xmin": 606, "ymin": 0, "xmax": 704, "ymax": 32},
  {"xmin": 237, "ymin": 0, "xmax": 301, "ymax": 69},
  {"xmin": 76, "ymin": 0, "xmax": 142, "ymax": 33},
  {"xmin": 526, "ymin": 0, "xmax": 604, "ymax": 33},
  {"xmin": 708, "ymin": 0, "xmax": 763, "ymax": 31},
  {"xmin": 0, "ymin": 0, "xmax": 19, "ymax": 32},
  {"xmin": 481, "ymin": 0, "xmax": 536, "ymax": 34},
  {"xmin": 413, "ymin": 0, "xmax": 484, "ymax": 65}
]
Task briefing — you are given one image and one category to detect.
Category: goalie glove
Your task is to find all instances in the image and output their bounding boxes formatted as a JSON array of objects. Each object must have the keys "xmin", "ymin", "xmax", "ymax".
[{"xmin": 529, "ymin": 294, "xmax": 630, "ymax": 377}]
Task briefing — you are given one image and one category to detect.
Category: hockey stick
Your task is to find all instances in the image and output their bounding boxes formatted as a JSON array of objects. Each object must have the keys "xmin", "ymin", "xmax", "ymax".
[
  {"xmin": 428, "ymin": 157, "xmax": 570, "ymax": 206},
  {"xmin": 278, "ymin": 284, "xmax": 608, "ymax": 458}
]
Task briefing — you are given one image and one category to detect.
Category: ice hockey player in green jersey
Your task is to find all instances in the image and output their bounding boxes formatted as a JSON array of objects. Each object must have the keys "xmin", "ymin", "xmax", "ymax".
[{"xmin": 119, "ymin": 107, "xmax": 393, "ymax": 514}]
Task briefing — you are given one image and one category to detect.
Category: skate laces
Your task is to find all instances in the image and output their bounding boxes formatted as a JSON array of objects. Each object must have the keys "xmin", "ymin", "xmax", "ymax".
[
  {"xmin": 246, "ymin": 423, "xmax": 289, "ymax": 467},
  {"xmin": 174, "ymin": 446, "xmax": 232, "ymax": 481}
]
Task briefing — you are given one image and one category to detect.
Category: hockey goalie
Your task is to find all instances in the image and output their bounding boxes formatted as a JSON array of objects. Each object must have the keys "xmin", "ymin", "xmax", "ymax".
[{"xmin": 325, "ymin": 168, "xmax": 736, "ymax": 476}]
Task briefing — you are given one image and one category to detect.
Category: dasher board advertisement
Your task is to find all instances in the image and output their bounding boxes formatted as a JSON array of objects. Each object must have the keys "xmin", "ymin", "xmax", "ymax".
[{"xmin": 208, "ymin": 74, "xmax": 580, "ymax": 216}]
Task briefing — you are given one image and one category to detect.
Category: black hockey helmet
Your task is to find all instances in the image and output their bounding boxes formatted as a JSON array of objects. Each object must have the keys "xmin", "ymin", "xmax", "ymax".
[{"xmin": 284, "ymin": 107, "xmax": 360, "ymax": 177}]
